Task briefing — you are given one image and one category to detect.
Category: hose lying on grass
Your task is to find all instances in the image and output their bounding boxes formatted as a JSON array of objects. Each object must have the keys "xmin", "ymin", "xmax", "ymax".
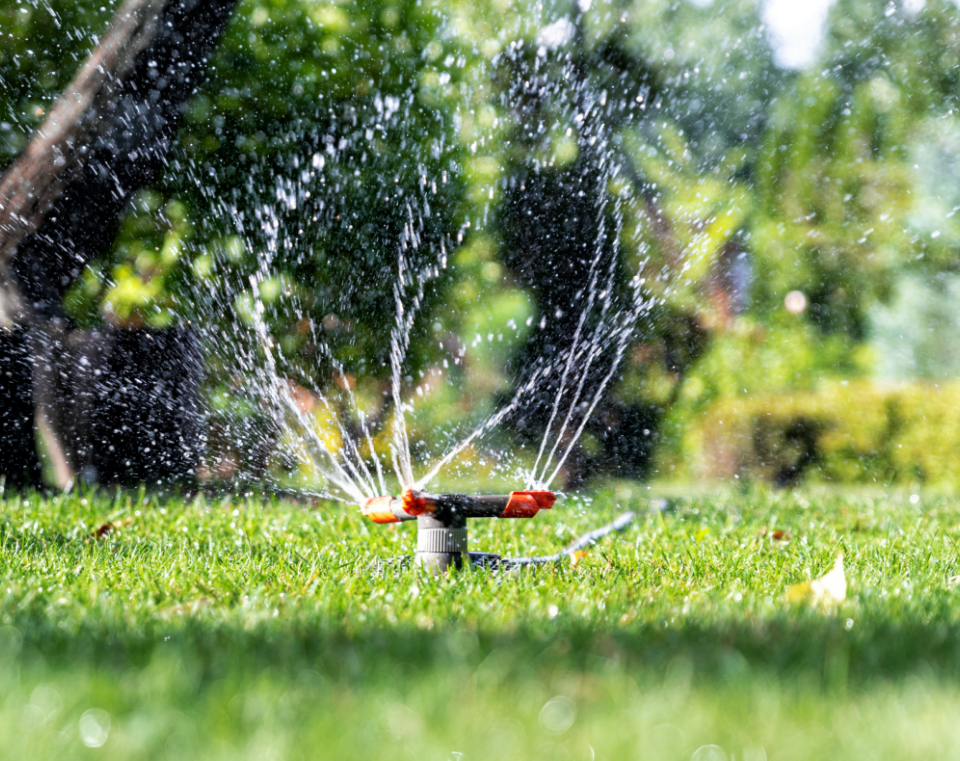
[
  {"xmin": 505, "ymin": 498, "xmax": 673, "ymax": 566},
  {"xmin": 505, "ymin": 510, "xmax": 638, "ymax": 566}
]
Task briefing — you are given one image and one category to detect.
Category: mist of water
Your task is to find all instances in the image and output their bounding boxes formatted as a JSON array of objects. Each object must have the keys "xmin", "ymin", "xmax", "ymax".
[{"xmin": 196, "ymin": 8, "xmax": 665, "ymax": 504}]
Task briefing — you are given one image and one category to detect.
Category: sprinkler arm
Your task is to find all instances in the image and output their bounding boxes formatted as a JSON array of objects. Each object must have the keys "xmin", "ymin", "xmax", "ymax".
[{"xmin": 361, "ymin": 489, "xmax": 555, "ymax": 524}]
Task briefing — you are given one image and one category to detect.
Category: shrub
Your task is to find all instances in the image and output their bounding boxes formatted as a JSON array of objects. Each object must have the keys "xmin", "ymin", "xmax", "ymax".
[{"xmin": 686, "ymin": 380, "xmax": 960, "ymax": 486}]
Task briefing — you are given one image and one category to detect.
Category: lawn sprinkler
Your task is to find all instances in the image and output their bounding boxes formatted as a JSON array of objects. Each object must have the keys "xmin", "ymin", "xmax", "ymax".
[{"xmin": 361, "ymin": 489, "xmax": 556, "ymax": 570}]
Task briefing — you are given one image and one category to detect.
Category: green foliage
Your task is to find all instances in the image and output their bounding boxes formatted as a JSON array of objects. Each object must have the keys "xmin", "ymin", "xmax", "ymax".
[
  {"xmin": 3, "ymin": 488, "xmax": 960, "ymax": 757},
  {"xmin": 621, "ymin": 124, "xmax": 753, "ymax": 321},
  {"xmin": 685, "ymin": 380, "xmax": 960, "ymax": 486},
  {"xmin": 64, "ymin": 193, "xmax": 194, "ymax": 329},
  {"xmin": 751, "ymin": 71, "xmax": 915, "ymax": 339},
  {"xmin": 5, "ymin": 0, "xmax": 479, "ymax": 481},
  {"xmin": 825, "ymin": 0, "xmax": 960, "ymax": 113},
  {"xmin": 0, "ymin": 0, "xmax": 471, "ymax": 380},
  {"xmin": 12, "ymin": 0, "xmax": 960, "ymax": 485},
  {"xmin": 0, "ymin": 1, "xmax": 121, "ymax": 165},
  {"xmin": 656, "ymin": 1, "xmax": 960, "ymax": 478},
  {"xmin": 154, "ymin": 0, "xmax": 471, "ymax": 383},
  {"xmin": 871, "ymin": 273, "xmax": 960, "ymax": 380},
  {"xmin": 619, "ymin": 0, "xmax": 779, "ymax": 151},
  {"xmin": 656, "ymin": 318, "xmax": 871, "ymax": 474}
]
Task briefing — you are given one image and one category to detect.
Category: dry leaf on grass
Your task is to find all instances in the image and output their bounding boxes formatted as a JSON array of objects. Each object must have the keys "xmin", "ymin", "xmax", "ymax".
[
  {"xmin": 91, "ymin": 517, "xmax": 134, "ymax": 540},
  {"xmin": 570, "ymin": 550, "xmax": 589, "ymax": 567},
  {"xmin": 758, "ymin": 528, "xmax": 790, "ymax": 541},
  {"xmin": 786, "ymin": 552, "xmax": 847, "ymax": 608}
]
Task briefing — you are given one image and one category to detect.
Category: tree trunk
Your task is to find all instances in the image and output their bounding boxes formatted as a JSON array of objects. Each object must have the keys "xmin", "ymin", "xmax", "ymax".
[
  {"xmin": 0, "ymin": 0, "xmax": 237, "ymax": 487},
  {"xmin": 1, "ymin": 0, "xmax": 238, "ymax": 319},
  {"xmin": 0, "ymin": 328, "xmax": 43, "ymax": 489}
]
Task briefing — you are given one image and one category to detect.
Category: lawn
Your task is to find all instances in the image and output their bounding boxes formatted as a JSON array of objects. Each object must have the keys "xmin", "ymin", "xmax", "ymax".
[{"xmin": 1, "ymin": 483, "xmax": 960, "ymax": 760}]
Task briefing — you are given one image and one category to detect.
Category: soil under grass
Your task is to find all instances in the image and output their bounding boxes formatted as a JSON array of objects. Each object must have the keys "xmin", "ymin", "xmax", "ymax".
[{"xmin": 1, "ymin": 484, "xmax": 959, "ymax": 759}]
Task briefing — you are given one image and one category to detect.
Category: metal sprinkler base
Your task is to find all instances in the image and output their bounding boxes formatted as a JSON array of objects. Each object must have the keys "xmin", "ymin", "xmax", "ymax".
[
  {"xmin": 414, "ymin": 514, "xmax": 516, "ymax": 571},
  {"xmin": 361, "ymin": 489, "xmax": 556, "ymax": 573},
  {"xmin": 370, "ymin": 550, "xmax": 504, "ymax": 574},
  {"xmin": 415, "ymin": 512, "xmax": 468, "ymax": 571}
]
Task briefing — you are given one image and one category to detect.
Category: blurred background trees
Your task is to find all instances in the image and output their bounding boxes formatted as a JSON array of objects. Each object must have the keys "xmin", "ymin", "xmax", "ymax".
[{"xmin": 5, "ymin": 0, "xmax": 960, "ymax": 489}]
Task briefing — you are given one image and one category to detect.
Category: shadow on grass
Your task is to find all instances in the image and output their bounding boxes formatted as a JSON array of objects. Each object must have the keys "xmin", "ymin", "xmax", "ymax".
[{"xmin": 3, "ymin": 611, "xmax": 960, "ymax": 690}]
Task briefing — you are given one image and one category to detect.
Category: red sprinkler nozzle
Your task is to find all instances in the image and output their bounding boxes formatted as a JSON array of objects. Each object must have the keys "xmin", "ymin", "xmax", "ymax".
[{"xmin": 360, "ymin": 489, "xmax": 555, "ymax": 524}]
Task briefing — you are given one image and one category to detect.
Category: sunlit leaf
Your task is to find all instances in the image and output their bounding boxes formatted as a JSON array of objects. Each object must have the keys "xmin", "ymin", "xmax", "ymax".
[{"xmin": 786, "ymin": 552, "xmax": 846, "ymax": 608}]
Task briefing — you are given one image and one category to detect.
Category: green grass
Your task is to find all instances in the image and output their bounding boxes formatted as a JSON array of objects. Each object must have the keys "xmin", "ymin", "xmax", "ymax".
[{"xmin": 2, "ymin": 484, "xmax": 960, "ymax": 759}]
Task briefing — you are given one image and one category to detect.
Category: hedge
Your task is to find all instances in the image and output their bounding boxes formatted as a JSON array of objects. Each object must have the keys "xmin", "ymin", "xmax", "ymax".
[{"xmin": 686, "ymin": 380, "xmax": 960, "ymax": 486}]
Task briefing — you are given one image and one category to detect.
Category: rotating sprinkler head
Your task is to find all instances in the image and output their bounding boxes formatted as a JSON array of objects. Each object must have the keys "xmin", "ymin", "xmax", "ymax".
[{"xmin": 361, "ymin": 489, "xmax": 556, "ymax": 571}]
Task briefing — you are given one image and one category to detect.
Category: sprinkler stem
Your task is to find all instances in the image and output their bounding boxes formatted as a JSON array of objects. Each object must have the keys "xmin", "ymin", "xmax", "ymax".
[{"xmin": 415, "ymin": 511, "xmax": 468, "ymax": 571}]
